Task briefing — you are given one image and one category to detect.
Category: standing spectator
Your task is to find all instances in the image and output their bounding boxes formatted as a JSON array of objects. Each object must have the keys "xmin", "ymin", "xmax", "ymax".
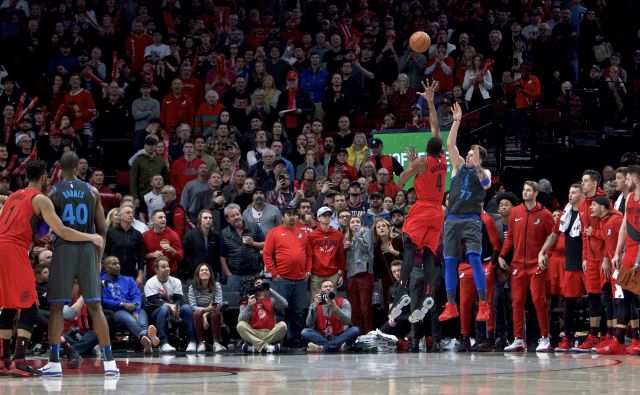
[
  {"xmin": 142, "ymin": 210, "xmax": 184, "ymax": 277},
  {"xmin": 242, "ymin": 187, "xmax": 282, "ymax": 235},
  {"xmin": 220, "ymin": 203, "xmax": 266, "ymax": 291},
  {"xmin": 182, "ymin": 210, "xmax": 221, "ymax": 281},
  {"xmin": 367, "ymin": 138, "xmax": 403, "ymax": 177},
  {"xmin": 63, "ymin": 74, "xmax": 97, "ymax": 146},
  {"xmin": 144, "ymin": 257, "xmax": 197, "ymax": 353},
  {"xmin": 130, "ymin": 135, "xmax": 169, "ymax": 205},
  {"xmin": 300, "ymin": 53, "xmax": 328, "ymax": 119},
  {"xmin": 463, "ymin": 54, "xmax": 493, "ymax": 111},
  {"xmin": 141, "ymin": 174, "xmax": 165, "ymax": 224},
  {"xmin": 307, "ymin": 207, "xmax": 346, "ymax": 302},
  {"xmin": 187, "ymin": 171, "xmax": 224, "ymax": 225},
  {"xmin": 263, "ymin": 206, "xmax": 311, "ymax": 347},
  {"xmin": 170, "ymin": 140, "xmax": 203, "ymax": 199},
  {"xmin": 221, "ymin": 75, "xmax": 251, "ymax": 131},
  {"xmin": 389, "ymin": 73, "xmax": 417, "ymax": 125},
  {"xmin": 372, "ymin": 218, "xmax": 404, "ymax": 312},
  {"xmin": 161, "ymin": 185, "xmax": 186, "ymax": 241},
  {"xmin": 180, "ymin": 163, "xmax": 210, "ymax": 213},
  {"xmin": 275, "ymin": 71, "xmax": 314, "ymax": 136},
  {"xmin": 425, "ymin": 43, "xmax": 455, "ymax": 95},
  {"xmin": 178, "ymin": 62, "xmax": 204, "ymax": 109},
  {"xmin": 91, "ymin": 169, "xmax": 121, "ymax": 213},
  {"xmin": 126, "ymin": 20, "xmax": 154, "ymax": 70},
  {"xmin": 399, "ymin": 49, "xmax": 427, "ymax": 91},
  {"xmin": 344, "ymin": 216, "xmax": 375, "ymax": 334},
  {"xmin": 101, "ymin": 256, "xmax": 159, "ymax": 354},
  {"xmin": 552, "ymin": 8, "xmax": 579, "ymax": 83},
  {"xmin": 131, "ymin": 84, "xmax": 160, "ymax": 151},
  {"xmin": 188, "ymin": 263, "xmax": 225, "ymax": 353},
  {"xmin": 161, "ymin": 79, "xmax": 195, "ymax": 134},
  {"xmin": 194, "ymin": 90, "xmax": 224, "ymax": 136},
  {"xmin": 322, "ymin": 74, "xmax": 353, "ymax": 132},
  {"xmin": 105, "ymin": 205, "xmax": 145, "ymax": 285}
]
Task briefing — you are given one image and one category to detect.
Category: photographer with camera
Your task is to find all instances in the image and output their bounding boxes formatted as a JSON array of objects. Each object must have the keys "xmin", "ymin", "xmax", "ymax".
[
  {"xmin": 236, "ymin": 277, "xmax": 288, "ymax": 353},
  {"xmin": 302, "ymin": 279, "xmax": 360, "ymax": 353},
  {"xmin": 144, "ymin": 256, "xmax": 197, "ymax": 353}
]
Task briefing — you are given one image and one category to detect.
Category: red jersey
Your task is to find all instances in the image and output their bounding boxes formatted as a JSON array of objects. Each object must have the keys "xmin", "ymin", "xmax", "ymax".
[
  {"xmin": 415, "ymin": 153, "xmax": 447, "ymax": 207},
  {"xmin": 594, "ymin": 210, "xmax": 623, "ymax": 260},
  {"xmin": 316, "ymin": 298, "xmax": 346, "ymax": 336},
  {"xmin": 579, "ymin": 190, "xmax": 608, "ymax": 262},
  {"xmin": 64, "ymin": 89, "xmax": 97, "ymax": 131},
  {"xmin": 622, "ymin": 193, "xmax": 640, "ymax": 268},
  {"xmin": 500, "ymin": 202, "xmax": 554, "ymax": 267},
  {"xmin": 0, "ymin": 188, "xmax": 41, "ymax": 248}
]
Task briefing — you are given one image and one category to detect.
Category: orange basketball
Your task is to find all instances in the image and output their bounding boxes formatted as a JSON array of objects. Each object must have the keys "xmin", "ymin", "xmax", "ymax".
[{"xmin": 409, "ymin": 31, "xmax": 431, "ymax": 53}]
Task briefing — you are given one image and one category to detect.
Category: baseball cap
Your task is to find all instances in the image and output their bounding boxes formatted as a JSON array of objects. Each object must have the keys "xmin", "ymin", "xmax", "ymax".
[
  {"xmin": 370, "ymin": 191, "xmax": 383, "ymax": 199},
  {"xmin": 317, "ymin": 206, "xmax": 333, "ymax": 217},
  {"xmin": 274, "ymin": 159, "xmax": 286, "ymax": 167},
  {"xmin": 15, "ymin": 134, "xmax": 30, "ymax": 145},
  {"xmin": 280, "ymin": 205, "xmax": 298, "ymax": 215},
  {"xmin": 287, "ymin": 70, "xmax": 298, "ymax": 80},
  {"xmin": 390, "ymin": 208, "xmax": 405, "ymax": 217},
  {"xmin": 325, "ymin": 189, "xmax": 338, "ymax": 197},
  {"xmin": 370, "ymin": 138, "xmax": 383, "ymax": 148},
  {"xmin": 593, "ymin": 196, "xmax": 610, "ymax": 209},
  {"xmin": 441, "ymin": 98, "xmax": 452, "ymax": 105}
]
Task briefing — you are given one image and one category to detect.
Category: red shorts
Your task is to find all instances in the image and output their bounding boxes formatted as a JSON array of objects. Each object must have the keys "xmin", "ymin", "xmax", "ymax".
[
  {"xmin": 0, "ymin": 244, "xmax": 38, "ymax": 308},
  {"xmin": 403, "ymin": 203, "xmax": 444, "ymax": 254},
  {"xmin": 547, "ymin": 255, "xmax": 564, "ymax": 295},
  {"xmin": 584, "ymin": 259, "xmax": 605, "ymax": 294},
  {"xmin": 621, "ymin": 240, "xmax": 640, "ymax": 269},
  {"xmin": 562, "ymin": 270, "xmax": 585, "ymax": 298}
]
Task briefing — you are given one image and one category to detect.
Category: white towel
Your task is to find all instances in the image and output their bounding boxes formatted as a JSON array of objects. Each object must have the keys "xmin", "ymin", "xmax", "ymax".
[{"xmin": 558, "ymin": 203, "xmax": 581, "ymax": 237}]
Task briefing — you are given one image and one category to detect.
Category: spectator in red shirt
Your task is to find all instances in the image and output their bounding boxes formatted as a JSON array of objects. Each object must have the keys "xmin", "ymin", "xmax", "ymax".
[
  {"xmin": 170, "ymin": 140, "xmax": 203, "ymax": 199},
  {"xmin": 125, "ymin": 20, "xmax": 154, "ymax": 70},
  {"xmin": 91, "ymin": 168, "xmax": 122, "ymax": 213},
  {"xmin": 143, "ymin": 210, "xmax": 184, "ymax": 277},
  {"xmin": 425, "ymin": 43, "xmax": 455, "ymax": 94},
  {"xmin": 179, "ymin": 62, "xmax": 205, "ymax": 109},
  {"xmin": 368, "ymin": 167, "xmax": 402, "ymax": 199},
  {"xmin": 161, "ymin": 79, "xmax": 195, "ymax": 133},
  {"xmin": 328, "ymin": 148, "xmax": 358, "ymax": 181},
  {"xmin": 389, "ymin": 73, "xmax": 417, "ymax": 125}
]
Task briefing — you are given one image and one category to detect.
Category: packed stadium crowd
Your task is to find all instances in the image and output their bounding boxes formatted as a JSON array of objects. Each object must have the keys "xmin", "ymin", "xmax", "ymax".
[{"xmin": 0, "ymin": 0, "xmax": 640, "ymax": 378}]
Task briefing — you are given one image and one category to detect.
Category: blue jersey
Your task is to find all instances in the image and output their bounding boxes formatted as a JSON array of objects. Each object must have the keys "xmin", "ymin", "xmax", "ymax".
[
  {"xmin": 51, "ymin": 179, "xmax": 96, "ymax": 236},
  {"xmin": 447, "ymin": 165, "xmax": 485, "ymax": 216}
]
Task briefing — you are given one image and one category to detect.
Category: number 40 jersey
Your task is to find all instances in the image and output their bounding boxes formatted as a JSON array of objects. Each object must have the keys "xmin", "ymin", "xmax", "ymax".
[{"xmin": 51, "ymin": 179, "xmax": 96, "ymax": 235}]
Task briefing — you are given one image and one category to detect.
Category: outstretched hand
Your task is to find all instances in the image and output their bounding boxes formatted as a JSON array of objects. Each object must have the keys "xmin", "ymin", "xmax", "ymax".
[
  {"xmin": 451, "ymin": 102, "xmax": 462, "ymax": 121},
  {"xmin": 405, "ymin": 145, "xmax": 418, "ymax": 163},
  {"xmin": 419, "ymin": 79, "xmax": 439, "ymax": 103}
]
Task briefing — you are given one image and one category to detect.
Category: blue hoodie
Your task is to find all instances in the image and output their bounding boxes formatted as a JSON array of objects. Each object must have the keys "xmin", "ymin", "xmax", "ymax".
[{"xmin": 100, "ymin": 273, "xmax": 143, "ymax": 314}]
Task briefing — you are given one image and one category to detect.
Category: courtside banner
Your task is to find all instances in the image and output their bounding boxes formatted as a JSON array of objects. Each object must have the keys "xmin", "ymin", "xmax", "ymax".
[{"xmin": 373, "ymin": 129, "xmax": 451, "ymax": 190}]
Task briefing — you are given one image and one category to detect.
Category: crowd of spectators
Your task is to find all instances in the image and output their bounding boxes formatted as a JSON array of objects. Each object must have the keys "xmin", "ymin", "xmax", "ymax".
[{"xmin": 1, "ymin": 0, "xmax": 640, "ymax": 354}]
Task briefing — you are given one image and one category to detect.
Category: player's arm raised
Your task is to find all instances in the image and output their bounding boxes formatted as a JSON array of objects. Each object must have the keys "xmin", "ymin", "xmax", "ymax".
[
  {"xmin": 398, "ymin": 145, "xmax": 425, "ymax": 186},
  {"xmin": 418, "ymin": 79, "xmax": 441, "ymax": 140},
  {"xmin": 447, "ymin": 102, "xmax": 464, "ymax": 174},
  {"xmin": 33, "ymin": 194, "xmax": 103, "ymax": 248}
]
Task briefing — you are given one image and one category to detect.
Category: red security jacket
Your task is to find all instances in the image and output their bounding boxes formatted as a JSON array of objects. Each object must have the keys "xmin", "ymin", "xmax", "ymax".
[
  {"xmin": 500, "ymin": 202, "xmax": 554, "ymax": 267},
  {"xmin": 161, "ymin": 93, "xmax": 195, "ymax": 133},
  {"xmin": 579, "ymin": 189, "xmax": 609, "ymax": 262}
]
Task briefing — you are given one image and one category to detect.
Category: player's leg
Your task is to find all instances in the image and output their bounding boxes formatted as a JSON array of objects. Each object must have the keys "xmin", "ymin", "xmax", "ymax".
[
  {"xmin": 440, "ymin": 220, "xmax": 462, "ymax": 321},
  {"xmin": 457, "ymin": 264, "xmax": 475, "ymax": 352},
  {"xmin": 530, "ymin": 268, "xmax": 551, "ymax": 351},
  {"xmin": 505, "ymin": 267, "xmax": 528, "ymax": 352},
  {"xmin": 409, "ymin": 248, "xmax": 437, "ymax": 322},
  {"xmin": 601, "ymin": 282, "xmax": 614, "ymax": 337},
  {"xmin": 0, "ymin": 308, "xmax": 18, "ymax": 372},
  {"xmin": 597, "ymin": 291, "xmax": 631, "ymax": 354},
  {"xmin": 7, "ymin": 306, "xmax": 42, "ymax": 377}
]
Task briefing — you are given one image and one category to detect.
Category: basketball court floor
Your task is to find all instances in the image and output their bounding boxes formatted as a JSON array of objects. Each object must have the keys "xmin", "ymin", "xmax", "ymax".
[{"xmin": 3, "ymin": 352, "xmax": 639, "ymax": 394}]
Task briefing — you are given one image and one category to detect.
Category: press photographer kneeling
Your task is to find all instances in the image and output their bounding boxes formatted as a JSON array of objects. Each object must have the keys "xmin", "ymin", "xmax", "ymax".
[
  {"xmin": 302, "ymin": 280, "xmax": 360, "ymax": 353},
  {"xmin": 236, "ymin": 277, "xmax": 288, "ymax": 353}
]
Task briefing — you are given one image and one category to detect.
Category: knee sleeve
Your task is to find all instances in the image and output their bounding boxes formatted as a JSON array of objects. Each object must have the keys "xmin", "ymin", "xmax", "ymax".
[
  {"xmin": 467, "ymin": 251, "xmax": 486, "ymax": 293},
  {"xmin": 16, "ymin": 305, "xmax": 38, "ymax": 332},
  {"xmin": 601, "ymin": 285, "xmax": 614, "ymax": 321},
  {"xmin": 0, "ymin": 309, "xmax": 17, "ymax": 329},
  {"xmin": 444, "ymin": 257, "xmax": 460, "ymax": 293},
  {"xmin": 588, "ymin": 293, "xmax": 602, "ymax": 318}
]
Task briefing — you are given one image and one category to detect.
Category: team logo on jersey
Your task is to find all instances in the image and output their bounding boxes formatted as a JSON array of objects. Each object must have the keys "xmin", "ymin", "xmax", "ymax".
[
  {"xmin": 462, "ymin": 174, "xmax": 471, "ymax": 188},
  {"xmin": 534, "ymin": 219, "xmax": 541, "ymax": 225},
  {"xmin": 297, "ymin": 233, "xmax": 302, "ymax": 239},
  {"xmin": 607, "ymin": 229, "xmax": 612, "ymax": 236}
]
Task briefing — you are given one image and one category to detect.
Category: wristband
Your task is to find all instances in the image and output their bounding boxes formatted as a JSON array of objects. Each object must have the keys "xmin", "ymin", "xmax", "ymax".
[{"xmin": 480, "ymin": 177, "xmax": 491, "ymax": 187}]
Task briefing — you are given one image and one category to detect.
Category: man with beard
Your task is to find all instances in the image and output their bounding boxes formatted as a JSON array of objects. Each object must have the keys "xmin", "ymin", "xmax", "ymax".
[{"xmin": 390, "ymin": 208, "xmax": 405, "ymax": 234}]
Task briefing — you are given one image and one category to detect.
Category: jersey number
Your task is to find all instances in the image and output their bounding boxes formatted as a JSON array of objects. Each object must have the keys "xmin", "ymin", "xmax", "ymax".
[
  {"xmin": 436, "ymin": 174, "xmax": 443, "ymax": 192},
  {"xmin": 459, "ymin": 190, "xmax": 472, "ymax": 200},
  {"xmin": 61, "ymin": 203, "xmax": 88, "ymax": 225},
  {"xmin": 2, "ymin": 206, "xmax": 14, "ymax": 225}
]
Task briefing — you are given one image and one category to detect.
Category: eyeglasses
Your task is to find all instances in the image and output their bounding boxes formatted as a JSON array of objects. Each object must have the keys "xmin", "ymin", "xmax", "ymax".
[{"xmin": 377, "ymin": 173, "xmax": 388, "ymax": 176}]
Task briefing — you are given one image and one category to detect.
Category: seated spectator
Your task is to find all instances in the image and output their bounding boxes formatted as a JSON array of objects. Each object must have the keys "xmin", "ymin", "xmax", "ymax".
[
  {"xmin": 380, "ymin": 261, "xmax": 411, "ymax": 339},
  {"xmin": 144, "ymin": 256, "xmax": 197, "ymax": 353},
  {"xmin": 101, "ymin": 256, "xmax": 159, "ymax": 354},
  {"xmin": 389, "ymin": 74, "xmax": 417, "ymax": 125},
  {"xmin": 188, "ymin": 263, "xmax": 225, "ymax": 353},
  {"xmin": 236, "ymin": 277, "xmax": 288, "ymax": 353},
  {"xmin": 302, "ymin": 280, "xmax": 360, "ymax": 353}
]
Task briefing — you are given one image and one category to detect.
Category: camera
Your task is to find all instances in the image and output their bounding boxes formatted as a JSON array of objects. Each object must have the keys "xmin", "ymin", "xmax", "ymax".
[
  {"xmin": 169, "ymin": 302, "xmax": 183, "ymax": 324},
  {"xmin": 278, "ymin": 174, "xmax": 286, "ymax": 181},
  {"xmin": 239, "ymin": 277, "xmax": 271, "ymax": 302},
  {"xmin": 319, "ymin": 291, "xmax": 336, "ymax": 305}
]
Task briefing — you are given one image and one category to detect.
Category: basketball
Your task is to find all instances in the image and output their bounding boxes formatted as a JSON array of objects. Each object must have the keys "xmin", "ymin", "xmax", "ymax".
[{"xmin": 409, "ymin": 31, "xmax": 431, "ymax": 53}]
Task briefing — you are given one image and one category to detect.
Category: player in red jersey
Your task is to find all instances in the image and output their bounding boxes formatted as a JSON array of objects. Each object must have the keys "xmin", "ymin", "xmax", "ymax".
[
  {"xmin": 608, "ymin": 165, "xmax": 640, "ymax": 354},
  {"xmin": 0, "ymin": 160, "xmax": 103, "ymax": 377},
  {"xmin": 389, "ymin": 80, "xmax": 448, "ymax": 324}
]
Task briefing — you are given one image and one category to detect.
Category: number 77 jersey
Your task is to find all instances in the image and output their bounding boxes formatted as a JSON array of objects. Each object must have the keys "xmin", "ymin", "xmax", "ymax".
[{"xmin": 51, "ymin": 179, "xmax": 96, "ymax": 235}]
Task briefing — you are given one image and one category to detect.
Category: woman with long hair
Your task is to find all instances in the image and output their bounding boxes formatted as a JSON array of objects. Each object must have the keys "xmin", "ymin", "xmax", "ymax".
[
  {"xmin": 295, "ymin": 163, "xmax": 318, "ymax": 191},
  {"xmin": 268, "ymin": 121, "xmax": 292, "ymax": 156},
  {"xmin": 347, "ymin": 132, "xmax": 370, "ymax": 171},
  {"xmin": 455, "ymin": 46, "xmax": 476, "ymax": 86},
  {"xmin": 372, "ymin": 219, "xmax": 404, "ymax": 310},
  {"xmin": 219, "ymin": 156, "xmax": 233, "ymax": 186},
  {"xmin": 359, "ymin": 161, "xmax": 377, "ymax": 184},
  {"xmin": 248, "ymin": 61, "xmax": 267, "ymax": 91},
  {"xmin": 463, "ymin": 53, "xmax": 493, "ymax": 111},
  {"xmin": 262, "ymin": 74, "xmax": 281, "ymax": 109},
  {"xmin": 188, "ymin": 263, "xmax": 225, "ymax": 353},
  {"xmin": 344, "ymin": 216, "xmax": 375, "ymax": 334}
]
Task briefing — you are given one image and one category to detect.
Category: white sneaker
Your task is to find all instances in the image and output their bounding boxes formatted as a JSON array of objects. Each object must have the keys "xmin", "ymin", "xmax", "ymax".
[
  {"xmin": 536, "ymin": 337, "xmax": 552, "ymax": 352},
  {"xmin": 504, "ymin": 338, "xmax": 526, "ymax": 352},
  {"xmin": 197, "ymin": 342, "xmax": 206, "ymax": 353},
  {"xmin": 103, "ymin": 360, "xmax": 120, "ymax": 376},
  {"xmin": 186, "ymin": 341, "xmax": 197, "ymax": 353},
  {"xmin": 160, "ymin": 343, "xmax": 176, "ymax": 353},
  {"xmin": 388, "ymin": 294, "xmax": 411, "ymax": 319},
  {"xmin": 409, "ymin": 307, "xmax": 428, "ymax": 323},
  {"xmin": 39, "ymin": 361, "xmax": 63, "ymax": 377},
  {"xmin": 423, "ymin": 296, "xmax": 435, "ymax": 310},
  {"xmin": 264, "ymin": 344, "xmax": 276, "ymax": 353},
  {"xmin": 213, "ymin": 342, "xmax": 226, "ymax": 352}
]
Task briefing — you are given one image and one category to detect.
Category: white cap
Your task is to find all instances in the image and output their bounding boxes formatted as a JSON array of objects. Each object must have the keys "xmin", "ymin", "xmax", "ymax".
[{"xmin": 317, "ymin": 206, "xmax": 333, "ymax": 217}]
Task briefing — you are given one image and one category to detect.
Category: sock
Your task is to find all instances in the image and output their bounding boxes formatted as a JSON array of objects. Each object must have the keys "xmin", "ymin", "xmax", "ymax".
[
  {"xmin": 49, "ymin": 344, "xmax": 60, "ymax": 363},
  {"xmin": 607, "ymin": 326, "xmax": 614, "ymax": 336},
  {"xmin": 614, "ymin": 327, "xmax": 626, "ymax": 344},
  {"xmin": 589, "ymin": 327, "xmax": 599, "ymax": 337},
  {"xmin": 444, "ymin": 256, "xmax": 460, "ymax": 303},
  {"xmin": 467, "ymin": 252, "xmax": 487, "ymax": 300},
  {"xmin": 632, "ymin": 328, "xmax": 639, "ymax": 340},
  {"xmin": 14, "ymin": 336, "xmax": 29, "ymax": 360},
  {"xmin": 101, "ymin": 345, "xmax": 114, "ymax": 362},
  {"xmin": 1, "ymin": 338, "xmax": 10, "ymax": 360}
]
